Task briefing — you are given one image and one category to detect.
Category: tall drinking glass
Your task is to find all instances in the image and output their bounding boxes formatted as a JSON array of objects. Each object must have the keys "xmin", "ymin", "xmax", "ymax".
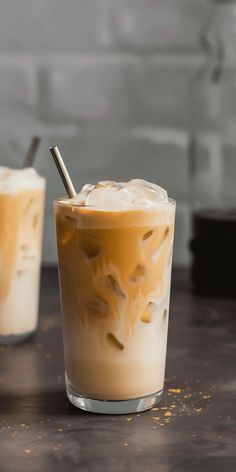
[
  {"xmin": 54, "ymin": 196, "xmax": 175, "ymax": 414},
  {"xmin": 0, "ymin": 168, "xmax": 45, "ymax": 344}
]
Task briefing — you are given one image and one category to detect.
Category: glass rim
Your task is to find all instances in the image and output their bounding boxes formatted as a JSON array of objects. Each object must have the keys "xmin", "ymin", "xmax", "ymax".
[{"xmin": 54, "ymin": 197, "xmax": 176, "ymax": 210}]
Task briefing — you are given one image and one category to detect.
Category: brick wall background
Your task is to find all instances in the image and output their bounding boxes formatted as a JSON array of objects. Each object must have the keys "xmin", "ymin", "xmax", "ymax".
[{"xmin": 0, "ymin": 0, "xmax": 212, "ymax": 265}]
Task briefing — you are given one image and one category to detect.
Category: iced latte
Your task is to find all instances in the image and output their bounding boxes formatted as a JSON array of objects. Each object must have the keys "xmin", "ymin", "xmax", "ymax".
[
  {"xmin": 54, "ymin": 180, "xmax": 175, "ymax": 413},
  {"xmin": 0, "ymin": 167, "xmax": 45, "ymax": 343}
]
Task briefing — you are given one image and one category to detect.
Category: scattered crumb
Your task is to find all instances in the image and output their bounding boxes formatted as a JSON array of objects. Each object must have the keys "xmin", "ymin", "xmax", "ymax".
[
  {"xmin": 152, "ymin": 417, "xmax": 160, "ymax": 421},
  {"xmin": 24, "ymin": 449, "xmax": 31, "ymax": 454},
  {"xmin": 168, "ymin": 388, "xmax": 181, "ymax": 394},
  {"xmin": 184, "ymin": 394, "xmax": 192, "ymax": 399},
  {"xmin": 41, "ymin": 317, "xmax": 57, "ymax": 333},
  {"xmin": 152, "ymin": 407, "xmax": 159, "ymax": 411},
  {"xmin": 164, "ymin": 412, "xmax": 172, "ymax": 417},
  {"xmin": 58, "ymin": 428, "xmax": 63, "ymax": 432},
  {"xmin": 123, "ymin": 443, "xmax": 128, "ymax": 447},
  {"xmin": 203, "ymin": 395, "xmax": 211, "ymax": 399},
  {"xmin": 126, "ymin": 417, "xmax": 132, "ymax": 422}
]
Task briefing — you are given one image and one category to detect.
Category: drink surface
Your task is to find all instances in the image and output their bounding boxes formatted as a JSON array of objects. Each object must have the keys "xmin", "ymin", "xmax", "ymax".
[
  {"xmin": 55, "ymin": 180, "xmax": 175, "ymax": 400},
  {"xmin": 0, "ymin": 167, "xmax": 45, "ymax": 337}
]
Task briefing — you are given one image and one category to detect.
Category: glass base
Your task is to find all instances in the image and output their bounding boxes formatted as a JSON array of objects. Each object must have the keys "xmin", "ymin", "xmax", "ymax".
[
  {"xmin": 0, "ymin": 330, "xmax": 35, "ymax": 345},
  {"xmin": 67, "ymin": 388, "xmax": 163, "ymax": 414}
]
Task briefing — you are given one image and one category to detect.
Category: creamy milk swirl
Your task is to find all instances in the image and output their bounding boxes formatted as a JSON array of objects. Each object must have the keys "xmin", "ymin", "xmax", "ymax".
[
  {"xmin": 55, "ymin": 179, "xmax": 175, "ymax": 400},
  {"xmin": 0, "ymin": 167, "xmax": 45, "ymax": 338}
]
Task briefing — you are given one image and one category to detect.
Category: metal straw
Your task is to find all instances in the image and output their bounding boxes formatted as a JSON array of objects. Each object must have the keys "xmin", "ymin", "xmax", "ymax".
[
  {"xmin": 23, "ymin": 136, "xmax": 41, "ymax": 168},
  {"xmin": 49, "ymin": 146, "xmax": 76, "ymax": 198}
]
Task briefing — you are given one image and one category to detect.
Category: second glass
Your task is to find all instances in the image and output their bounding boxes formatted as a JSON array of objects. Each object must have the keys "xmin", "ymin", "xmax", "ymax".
[
  {"xmin": 0, "ymin": 168, "xmax": 45, "ymax": 344},
  {"xmin": 54, "ymin": 198, "xmax": 175, "ymax": 414}
]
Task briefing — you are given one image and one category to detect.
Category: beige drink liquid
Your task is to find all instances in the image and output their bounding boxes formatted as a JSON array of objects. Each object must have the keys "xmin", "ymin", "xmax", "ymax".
[
  {"xmin": 0, "ymin": 168, "xmax": 45, "ymax": 342},
  {"xmin": 54, "ymin": 180, "xmax": 175, "ymax": 413}
]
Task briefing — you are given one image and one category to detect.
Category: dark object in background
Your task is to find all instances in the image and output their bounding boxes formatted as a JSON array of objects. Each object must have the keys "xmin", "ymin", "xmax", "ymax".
[
  {"xmin": 188, "ymin": 1, "xmax": 236, "ymax": 297},
  {"xmin": 190, "ymin": 210, "xmax": 236, "ymax": 297}
]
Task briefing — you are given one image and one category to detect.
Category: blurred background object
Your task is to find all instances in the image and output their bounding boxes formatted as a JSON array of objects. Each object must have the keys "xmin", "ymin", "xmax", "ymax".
[
  {"xmin": 189, "ymin": 0, "xmax": 236, "ymax": 296},
  {"xmin": 0, "ymin": 0, "xmax": 212, "ymax": 266}
]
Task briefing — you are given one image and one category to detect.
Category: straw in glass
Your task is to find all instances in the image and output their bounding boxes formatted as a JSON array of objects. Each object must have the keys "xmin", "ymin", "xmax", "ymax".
[
  {"xmin": 23, "ymin": 136, "xmax": 41, "ymax": 168},
  {"xmin": 49, "ymin": 146, "xmax": 76, "ymax": 198}
]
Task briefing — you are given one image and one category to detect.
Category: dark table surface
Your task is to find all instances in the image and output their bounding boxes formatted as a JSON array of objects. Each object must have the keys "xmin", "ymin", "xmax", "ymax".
[{"xmin": 0, "ymin": 268, "xmax": 235, "ymax": 472}]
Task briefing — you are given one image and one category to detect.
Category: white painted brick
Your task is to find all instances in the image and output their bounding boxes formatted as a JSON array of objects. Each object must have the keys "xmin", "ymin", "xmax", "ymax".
[
  {"xmin": 39, "ymin": 56, "xmax": 201, "ymax": 127},
  {"xmin": 109, "ymin": 0, "xmax": 210, "ymax": 53},
  {"xmin": 124, "ymin": 56, "xmax": 201, "ymax": 129},
  {"xmin": 0, "ymin": 107, "xmax": 40, "ymax": 139},
  {"xmin": 0, "ymin": 0, "xmax": 110, "ymax": 54},
  {"xmin": 126, "ymin": 127, "xmax": 188, "ymax": 201},
  {"xmin": 0, "ymin": 0, "xmax": 211, "ymax": 55},
  {"xmin": 0, "ymin": 138, "xmax": 28, "ymax": 169},
  {"xmin": 39, "ymin": 57, "xmax": 137, "ymax": 123},
  {"xmin": 173, "ymin": 201, "xmax": 191, "ymax": 266},
  {"xmin": 0, "ymin": 103, "xmax": 80, "ymax": 139},
  {"xmin": 42, "ymin": 205, "xmax": 57, "ymax": 264},
  {"xmin": 0, "ymin": 57, "xmax": 37, "ymax": 107}
]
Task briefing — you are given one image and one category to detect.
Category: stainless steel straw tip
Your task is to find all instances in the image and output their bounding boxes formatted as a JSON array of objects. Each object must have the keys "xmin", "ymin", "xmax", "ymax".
[{"xmin": 49, "ymin": 145, "xmax": 76, "ymax": 199}]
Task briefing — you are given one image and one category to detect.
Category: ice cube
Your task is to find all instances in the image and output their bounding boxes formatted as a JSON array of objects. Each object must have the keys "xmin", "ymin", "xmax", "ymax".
[
  {"xmin": 71, "ymin": 178, "xmax": 169, "ymax": 209},
  {"xmin": 85, "ymin": 185, "xmax": 133, "ymax": 209},
  {"xmin": 126, "ymin": 179, "xmax": 168, "ymax": 206}
]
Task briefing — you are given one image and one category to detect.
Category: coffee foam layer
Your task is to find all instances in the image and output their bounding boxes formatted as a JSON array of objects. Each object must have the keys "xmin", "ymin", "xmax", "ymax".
[
  {"xmin": 70, "ymin": 179, "xmax": 170, "ymax": 210},
  {"xmin": 0, "ymin": 167, "xmax": 45, "ymax": 193}
]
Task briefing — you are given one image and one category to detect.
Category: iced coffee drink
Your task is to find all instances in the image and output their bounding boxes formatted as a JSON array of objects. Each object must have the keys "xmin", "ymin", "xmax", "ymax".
[
  {"xmin": 54, "ymin": 180, "xmax": 175, "ymax": 413},
  {"xmin": 0, "ymin": 167, "xmax": 45, "ymax": 343}
]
